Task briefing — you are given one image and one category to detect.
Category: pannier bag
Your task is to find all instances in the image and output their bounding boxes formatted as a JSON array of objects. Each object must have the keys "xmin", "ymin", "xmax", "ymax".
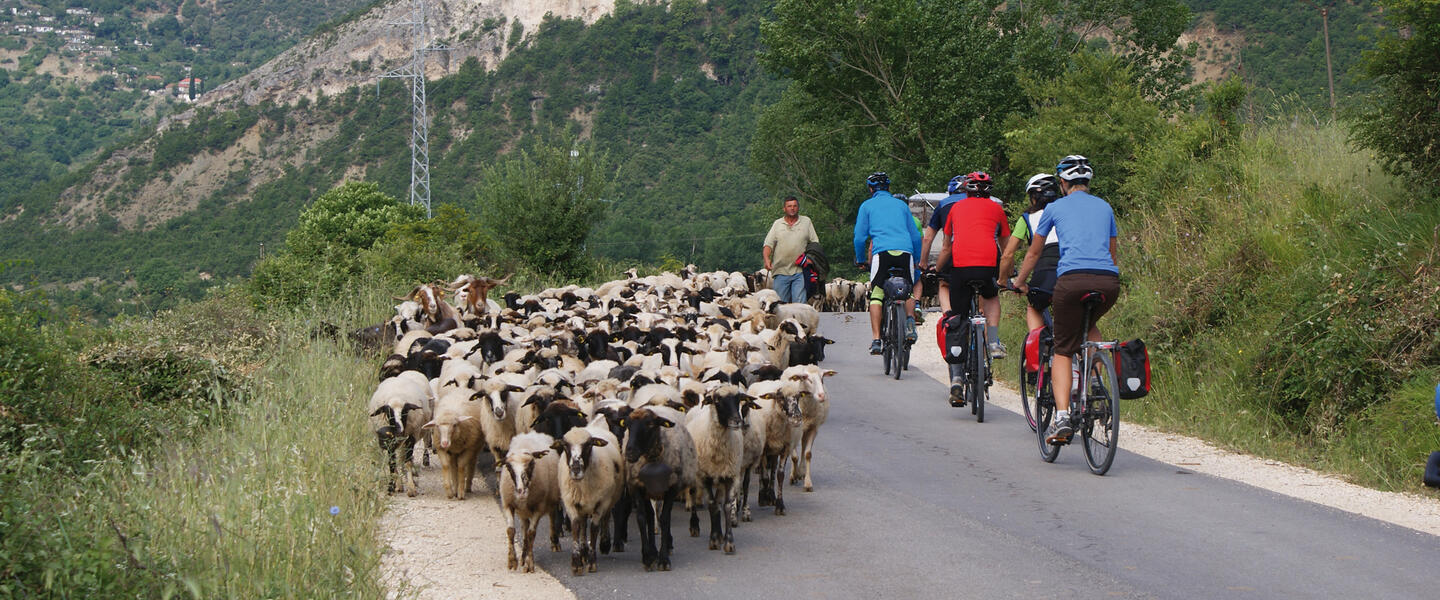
[
  {"xmin": 935, "ymin": 312, "xmax": 970, "ymax": 365},
  {"xmin": 1022, "ymin": 326, "xmax": 1051, "ymax": 373},
  {"xmin": 1116, "ymin": 338, "xmax": 1151, "ymax": 399}
]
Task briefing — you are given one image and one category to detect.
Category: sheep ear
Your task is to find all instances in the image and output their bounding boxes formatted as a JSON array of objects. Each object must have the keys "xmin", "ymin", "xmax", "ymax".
[
  {"xmin": 823, "ymin": 369, "xmax": 837, "ymax": 377},
  {"xmin": 744, "ymin": 399, "xmax": 762, "ymax": 410},
  {"xmin": 551, "ymin": 440, "xmax": 566, "ymax": 451},
  {"xmin": 531, "ymin": 449, "xmax": 549, "ymax": 459},
  {"xmin": 590, "ymin": 438, "xmax": 608, "ymax": 447},
  {"xmin": 444, "ymin": 380, "xmax": 458, "ymax": 387},
  {"xmin": 522, "ymin": 396, "xmax": 543, "ymax": 407},
  {"xmin": 402, "ymin": 403, "xmax": 422, "ymax": 412},
  {"xmin": 420, "ymin": 420, "xmax": 436, "ymax": 430},
  {"xmin": 824, "ymin": 338, "xmax": 835, "ymax": 345},
  {"xmin": 370, "ymin": 407, "xmax": 388, "ymax": 417},
  {"xmin": 456, "ymin": 415, "xmax": 474, "ymax": 423},
  {"xmin": 505, "ymin": 385, "xmax": 525, "ymax": 394},
  {"xmin": 658, "ymin": 417, "xmax": 675, "ymax": 428}
]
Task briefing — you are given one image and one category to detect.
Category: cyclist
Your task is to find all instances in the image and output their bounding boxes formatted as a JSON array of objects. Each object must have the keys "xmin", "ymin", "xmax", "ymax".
[
  {"xmin": 853, "ymin": 172, "xmax": 922, "ymax": 355},
  {"xmin": 938, "ymin": 171, "xmax": 1010, "ymax": 359},
  {"xmin": 1013, "ymin": 156, "xmax": 1120, "ymax": 444},
  {"xmin": 998, "ymin": 173, "xmax": 1062, "ymax": 331},
  {"xmin": 918, "ymin": 174, "xmax": 967, "ymax": 313}
]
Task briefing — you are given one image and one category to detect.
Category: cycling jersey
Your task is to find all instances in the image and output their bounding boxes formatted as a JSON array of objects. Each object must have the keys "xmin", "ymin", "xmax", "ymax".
[
  {"xmin": 853, "ymin": 190, "xmax": 923, "ymax": 264},
  {"xmin": 942, "ymin": 196, "xmax": 1010, "ymax": 269},
  {"xmin": 1034, "ymin": 191, "xmax": 1118, "ymax": 276}
]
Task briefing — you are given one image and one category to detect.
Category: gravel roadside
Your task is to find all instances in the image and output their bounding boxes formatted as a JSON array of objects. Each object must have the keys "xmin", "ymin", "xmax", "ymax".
[{"xmin": 905, "ymin": 314, "xmax": 1440, "ymax": 537}]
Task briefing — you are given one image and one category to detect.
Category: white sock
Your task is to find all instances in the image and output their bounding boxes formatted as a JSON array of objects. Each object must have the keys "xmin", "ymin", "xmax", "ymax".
[{"xmin": 1055, "ymin": 410, "xmax": 1069, "ymax": 423}]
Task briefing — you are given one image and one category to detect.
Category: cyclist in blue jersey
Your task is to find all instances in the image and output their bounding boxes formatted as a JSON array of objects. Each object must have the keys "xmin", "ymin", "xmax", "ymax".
[
  {"xmin": 1014, "ymin": 155, "xmax": 1120, "ymax": 444},
  {"xmin": 854, "ymin": 172, "xmax": 923, "ymax": 355}
]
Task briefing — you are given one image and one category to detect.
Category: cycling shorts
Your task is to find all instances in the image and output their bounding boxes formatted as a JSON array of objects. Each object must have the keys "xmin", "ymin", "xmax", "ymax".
[
  {"xmin": 947, "ymin": 266, "xmax": 998, "ymax": 313},
  {"xmin": 1050, "ymin": 272, "xmax": 1119, "ymax": 356},
  {"xmin": 868, "ymin": 251, "xmax": 914, "ymax": 304}
]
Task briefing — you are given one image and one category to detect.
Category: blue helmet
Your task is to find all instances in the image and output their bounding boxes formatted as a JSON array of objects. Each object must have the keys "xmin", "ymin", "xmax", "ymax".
[
  {"xmin": 866, "ymin": 171, "xmax": 890, "ymax": 190},
  {"xmin": 1056, "ymin": 155, "xmax": 1093, "ymax": 182},
  {"xmin": 946, "ymin": 175, "xmax": 967, "ymax": 195}
]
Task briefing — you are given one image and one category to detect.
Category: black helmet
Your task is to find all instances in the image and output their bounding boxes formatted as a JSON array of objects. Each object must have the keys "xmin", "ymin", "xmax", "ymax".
[{"xmin": 866, "ymin": 172, "xmax": 890, "ymax": 190}]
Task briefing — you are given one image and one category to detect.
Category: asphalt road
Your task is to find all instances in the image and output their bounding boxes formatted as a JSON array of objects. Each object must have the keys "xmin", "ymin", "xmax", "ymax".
[{"xmin": 529, "ymin": 313, "xmax": 1439, "ymax": 599}]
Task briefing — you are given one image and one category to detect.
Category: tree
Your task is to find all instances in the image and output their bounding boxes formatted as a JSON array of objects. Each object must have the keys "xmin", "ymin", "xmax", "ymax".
[
  {"xmin": 1349, "ymin": 0, "xmax": 1440, "ymax": 188},
  {"xmin": 284, "ymin": 181, "xmax": 425, "ymax": 259},
  {"xmin": 1002, "ymin": 52, "xmax": 1166, "ymax": 200},
  {"xmin": 474, "ymin": 139, "xmax": 613, "ymax": 277}
]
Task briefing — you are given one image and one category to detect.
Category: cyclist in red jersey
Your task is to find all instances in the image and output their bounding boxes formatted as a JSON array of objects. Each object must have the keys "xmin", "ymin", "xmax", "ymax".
[{"xmin": 938, "ymin": 172, "xmax": 1010, "ymax": 400}]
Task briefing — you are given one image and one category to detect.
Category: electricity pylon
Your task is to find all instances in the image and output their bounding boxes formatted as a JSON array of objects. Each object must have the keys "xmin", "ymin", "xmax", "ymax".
[{"xmin": 378, "ymin": 0, "xmax": 450, "ymax": 217}]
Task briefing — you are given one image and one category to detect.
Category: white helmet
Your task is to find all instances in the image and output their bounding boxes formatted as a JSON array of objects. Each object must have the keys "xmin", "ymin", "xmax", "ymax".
[
  {"xmin": 1055, "ymin": 155, "xmax": 1093, "ymax": 182},
  {"xmin": 1025, "ymin": 173, "xmax": 1057, "ymax": 193}
]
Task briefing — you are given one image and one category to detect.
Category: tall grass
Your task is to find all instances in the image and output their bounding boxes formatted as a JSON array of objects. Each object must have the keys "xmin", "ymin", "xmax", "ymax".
[
  {"xmin": 996, "ymin": 120, "xmax": 1440, "ymax": 493},
  {"xmin": 0, "ymin": 290, "xmax": 392, "ymax": 598}
]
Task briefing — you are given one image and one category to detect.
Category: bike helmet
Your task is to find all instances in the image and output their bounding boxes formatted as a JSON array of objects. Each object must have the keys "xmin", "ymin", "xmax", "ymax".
[
  {"xmin": 866, "ymin": 172, "xmax": 890, "ymax": 190},
  {"xmin": 1056, "ymin": 155, "xmax": 1093, "ymax": 182},
  {"xmin": 946, "ymin": 174, "xmax": 968, "ymax": 195},
  {"xmin": 1025, "ymin": 173, "xmax": 1057, "ymax": 193},
  {"xmin": 962, "ymin": 171, "xmax": 992, "ymax": 195}
]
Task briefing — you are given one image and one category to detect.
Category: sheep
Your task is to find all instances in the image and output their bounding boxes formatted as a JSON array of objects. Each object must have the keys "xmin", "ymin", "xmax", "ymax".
[
  {"xmin": 733, "ymin": 390, "xmax": 768, "ymax": 523},
  {"xmin": 475, "ymin": 377, "xmax": 526, "ymax": 467},
  {"xmin": 684, "ymin": 384, "xmax": 757, "ymax": 554},
  {"xmin": 368, "ymin": 375, "xmax": 434, "ymax": 497},
  {"xmin": 623, "ymin": 406, "xmax": 699, "ymax": 572},
  {"xmin": 499, "ymin": 432, "xmax": 561, "ymax": 572},
  {"xmin": 748, "ymin": 379, "xmax": 806, "ymax": 515},
  {"xmin": 553, "ymin": 421, "xmax": 624, "ymax": 575},
  {"xmin": 394, "ymin": 329, "xmax": 433, "ymax": 358},
  {"xmin": 782, "ymin": 364, "xmax": 837, "ymax": 492},
  {"xmin": 422, "ymin": 387, "xmax": 488, "ymax": 500},
  {"xmin": 772, "ymin": 302, "xmax": 821, "ymax": 335}
]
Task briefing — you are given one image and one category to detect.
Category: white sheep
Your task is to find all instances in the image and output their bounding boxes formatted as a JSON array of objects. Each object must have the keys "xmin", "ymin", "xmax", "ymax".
[
  {"xmin": 499, "ymin": 432, "xmax": 561, "ymax": 573},
  {"xmin": 782, "ymin": 364, "xmax": 836, "ymax": 492},
  {"xmin": 684, "ymin": 384, "xmax": 756, "ymax": 554},
  {"xmin": 554, "ymin": 420, "xmax": 624, "ymax": 575},
  {"xmin": 748, "ymin": 379, "xmax": 805, "ymax": 514},
  {"xmin": 367, "ymin": 375, "xmax": 434, "ymax": 497}
]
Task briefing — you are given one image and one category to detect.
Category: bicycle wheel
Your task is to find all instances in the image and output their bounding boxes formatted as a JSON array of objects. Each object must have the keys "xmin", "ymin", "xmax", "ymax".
[
  {"xmin": 1081, "ymin": 350, "xmax": 1120, "ymax": 475},
  {"xmin": 889, "ymin": 304, "xmax": 904, "ymax": 380},
  {"xmin": 971, "ymin": 325, "xmax": 986, "ymax": 422},
  {"xmin": 1018, "ymin": 347, "xmax": 1038, "ymax": 432},
  {"xmin": 1035, "ymin": 367, "xmax": 1060, "ymax": 462}
]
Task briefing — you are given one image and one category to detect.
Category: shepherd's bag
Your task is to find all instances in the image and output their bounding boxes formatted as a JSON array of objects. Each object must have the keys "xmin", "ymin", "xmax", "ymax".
[{"xmin": 1116, "ymin": 338, "xmax": 1151, "ymax": 399}]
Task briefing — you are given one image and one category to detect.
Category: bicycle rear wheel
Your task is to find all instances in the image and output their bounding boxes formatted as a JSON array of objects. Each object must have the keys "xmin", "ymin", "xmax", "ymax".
[
  {"xmin": 1018, "ymin": 347, "xmax": 1038, "ymax": 432},
  {"xmin": 1035, "ymin": 369, "xmax": 1060, "ymax": 462},
  {"xmin": 888, "ymin": 303, "xmax": 904, "ymax": 380},
  {"xmin": 970, "ymin": 326, "xmax": 986, "ymax": 422},
  {"xmin": 1081, "ymin": 350, "xmax": 1120, "ymax": 475}
]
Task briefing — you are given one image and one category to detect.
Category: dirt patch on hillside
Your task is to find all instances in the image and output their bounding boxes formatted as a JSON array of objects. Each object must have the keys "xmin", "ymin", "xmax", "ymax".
[{"xmin": 1181, "ymin": 13, "xmax": 1245, "ymax": 85}]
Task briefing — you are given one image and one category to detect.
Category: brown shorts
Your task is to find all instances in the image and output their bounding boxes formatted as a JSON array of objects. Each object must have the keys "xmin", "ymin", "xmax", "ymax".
[{"xmin": 1051, "ymin": 272, "xmax": 1120, "ymax": 356}]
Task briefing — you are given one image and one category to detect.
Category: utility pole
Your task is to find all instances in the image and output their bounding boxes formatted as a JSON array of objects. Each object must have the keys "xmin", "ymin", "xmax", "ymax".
[
  {"xmin": 378, "ymin": 0, "xmax": 450, "ymax": 218},
  {"xmin": 1301, "ymin": 1, "xmax": 1338, "ymax": 121},
  {"xmin": 1321, "ymin": 6, "xmax": 1336, "ymax": 121}
]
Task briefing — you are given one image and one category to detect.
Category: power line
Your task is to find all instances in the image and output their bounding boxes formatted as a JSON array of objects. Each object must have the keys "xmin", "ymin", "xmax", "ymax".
[{"xmin": 587, "ymin": 232, "xmax": 766, "ymax": 247}]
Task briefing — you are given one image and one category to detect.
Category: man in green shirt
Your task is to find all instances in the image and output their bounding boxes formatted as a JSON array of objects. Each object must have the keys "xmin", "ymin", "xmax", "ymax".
[{"xmin": 763, "ymin": 196, "xmax": 819, "ymax": 303}]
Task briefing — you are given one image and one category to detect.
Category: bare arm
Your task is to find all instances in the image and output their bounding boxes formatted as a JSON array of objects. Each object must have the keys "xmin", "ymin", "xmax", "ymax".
[
  {"xmin": 996, "ymin": 235, "xmax": 1023, "ymax": 283},
  {"xmin": 1110, "ymin": 237, "xmax": 1118, "ymax": 270},
  {"xmin": 763, "ymin": 245, "xmax": 773, "ymax": 271},
  {"xmin": 1012, "ymin": 236, "xmax": 1046, "ymax": 291},
  {"xmin": 918, "ymin": 227, "xmax": 938, "ymax": 268}
]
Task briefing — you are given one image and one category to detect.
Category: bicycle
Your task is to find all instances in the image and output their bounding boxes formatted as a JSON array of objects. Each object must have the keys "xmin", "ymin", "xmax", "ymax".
[
  {"xmin": 1031, "ymin": 291, "xmax": 1120, "ymax": 475},
  {"xmin": 948, "ymin": 279, "xmax": 992, "ymax": 421},
  {"xmin": 1009, "ymin": 287, "xmax": 1051, "ymax": 433},
  {"xmin": 875, "ymin": 265, "xmax": 913, "ymax": 380}
]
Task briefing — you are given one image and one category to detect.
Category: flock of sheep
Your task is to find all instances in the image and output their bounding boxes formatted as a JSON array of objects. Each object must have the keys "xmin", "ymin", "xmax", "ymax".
[{"xmin": 364, "ymin": 266, "xmax": 846, "ymax": 574}]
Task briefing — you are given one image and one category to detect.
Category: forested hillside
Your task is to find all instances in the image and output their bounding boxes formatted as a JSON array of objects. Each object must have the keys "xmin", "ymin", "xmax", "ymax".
[
  {"xmin": 1, "ymin": 0, "xmax": 783, "ymax": 319},
  {"xmin": 0, "ymin": 0, "xmax": 1400, "ymax": 322}
]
